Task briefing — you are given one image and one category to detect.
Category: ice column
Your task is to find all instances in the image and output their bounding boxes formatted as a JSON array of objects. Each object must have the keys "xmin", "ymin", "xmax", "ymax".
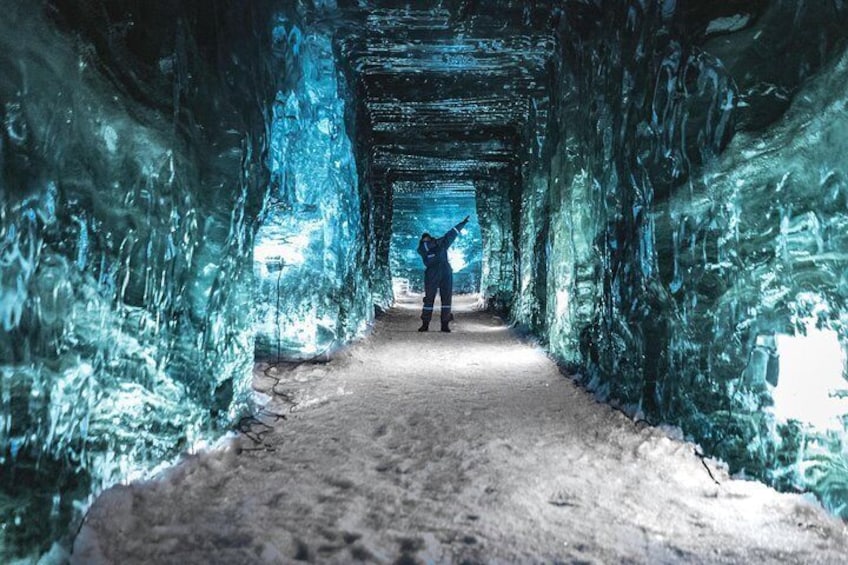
[{"xmin": 254, "ymin": 27, "xmax": 372, "ymax": 359}]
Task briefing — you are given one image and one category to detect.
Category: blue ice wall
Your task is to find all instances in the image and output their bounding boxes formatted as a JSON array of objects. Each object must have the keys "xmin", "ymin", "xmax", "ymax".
[
  {"xmin": 0, "ymin": 2, "xmax": 277, "ymax": 558},
  {"xmin": 515, "ymin": 1, "xmax": 848, "ymax": 518},
  {"xmin": 390, "ymin": 187, "xmax": 482, "ymax": 294},
  {"xmin": 253, "ymin": 26, "xmax": 373, "ymax": 360}
]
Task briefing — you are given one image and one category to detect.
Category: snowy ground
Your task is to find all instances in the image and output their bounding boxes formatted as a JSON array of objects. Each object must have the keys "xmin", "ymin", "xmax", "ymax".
[{"xmin": 73, "ymin": 295, "xmax": 848, "ymax": 564}]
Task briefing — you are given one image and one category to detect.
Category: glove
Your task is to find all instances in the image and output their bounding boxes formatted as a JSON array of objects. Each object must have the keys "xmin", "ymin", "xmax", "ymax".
[{"xmin": 462, "ymin": 215, "xmax": 470, "ymax": 224}]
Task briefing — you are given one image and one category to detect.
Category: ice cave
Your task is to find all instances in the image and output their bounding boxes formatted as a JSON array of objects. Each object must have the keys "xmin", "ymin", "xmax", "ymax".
[{"xmin": 2, "ymin": 1, "xmax": 848, "ymax": 562}]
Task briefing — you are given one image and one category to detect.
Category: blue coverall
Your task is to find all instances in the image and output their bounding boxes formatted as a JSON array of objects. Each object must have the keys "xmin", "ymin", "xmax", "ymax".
[{"xmin": 418, "ymin": 219, "xmax": 468, "ymax": 324}]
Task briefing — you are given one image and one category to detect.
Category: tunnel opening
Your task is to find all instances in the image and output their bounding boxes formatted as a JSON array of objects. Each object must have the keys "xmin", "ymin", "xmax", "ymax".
[
  {"xmin": 771, "ymin": 321, "xmax": 848, "ymax": 431},
  {"xmin": 389, "ymin": 181, "xmax": 483, "ymax": 295}
]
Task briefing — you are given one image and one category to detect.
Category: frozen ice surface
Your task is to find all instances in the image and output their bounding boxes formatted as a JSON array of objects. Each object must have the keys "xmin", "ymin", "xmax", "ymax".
[
  {"xmin": 0, "ymin": 3, "xmax": 275, "ymax": 558},
  {"xmin": 253, "ymin": 29, "xmax": 373, "ymax": 360},
  {"xmin": 0, "ymin": 2, "xmax": 379, "ymax": 557},
  {"xmin": 512, "ymin": 1, "xmax": 848, "ymax": 518}
]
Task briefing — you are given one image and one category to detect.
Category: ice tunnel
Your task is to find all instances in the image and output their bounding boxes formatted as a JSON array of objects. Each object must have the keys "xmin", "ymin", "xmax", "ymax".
[{"xmin": 2, "ymin": 0, "xmax": 848, "ymax": 559}]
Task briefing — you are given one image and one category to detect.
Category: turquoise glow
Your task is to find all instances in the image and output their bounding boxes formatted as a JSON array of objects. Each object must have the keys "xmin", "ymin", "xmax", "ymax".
[
  {"xmin": 253, "ymin": 29, "xmax": 373, "ymax": 360},
  {"xmin": 389, "ymin": 187, "xmax": 483, "ymax": 294}
]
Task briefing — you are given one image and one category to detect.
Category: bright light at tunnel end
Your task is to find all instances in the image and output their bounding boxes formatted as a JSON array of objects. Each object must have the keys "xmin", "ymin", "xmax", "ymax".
[
  {"xmin": 770, "ymin": 320, "xmax": 848, "ymax": 431},
  {"xmin": 448, "ymin": 248, "xmax": 467, "ymax": 272}
]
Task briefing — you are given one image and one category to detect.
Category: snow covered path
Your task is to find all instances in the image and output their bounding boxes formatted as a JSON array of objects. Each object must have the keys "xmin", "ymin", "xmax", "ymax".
[{"xmin": 74, "ymin": 295, "xmax": 848, "ymax": 564}]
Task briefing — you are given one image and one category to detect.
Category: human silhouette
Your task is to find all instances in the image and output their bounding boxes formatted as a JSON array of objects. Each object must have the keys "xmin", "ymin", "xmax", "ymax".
[{"xmin": 416, "ymin": 216, "xmax": 470, "ymax": 332}]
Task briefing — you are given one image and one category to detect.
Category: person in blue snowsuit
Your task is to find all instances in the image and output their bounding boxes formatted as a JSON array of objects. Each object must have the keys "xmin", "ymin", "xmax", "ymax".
[{"xmin": 417, "ymin": 216, "xmax": 470, "ymax": 333}]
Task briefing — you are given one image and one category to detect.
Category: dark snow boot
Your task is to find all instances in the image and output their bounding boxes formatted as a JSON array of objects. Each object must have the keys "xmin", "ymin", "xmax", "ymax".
[
  {"xmin": 440, "ymin": 321, "xmax": 451, "ymax": 333},
  {"xmin": 418, "ymin": 322, "xmax": 429, "ymax": 332}
]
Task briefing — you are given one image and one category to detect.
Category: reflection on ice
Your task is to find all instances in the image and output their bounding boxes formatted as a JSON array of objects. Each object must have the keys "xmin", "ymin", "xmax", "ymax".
[{"xmin": 254, "ymin": 231, "xmax": 312, "ymax": 269}]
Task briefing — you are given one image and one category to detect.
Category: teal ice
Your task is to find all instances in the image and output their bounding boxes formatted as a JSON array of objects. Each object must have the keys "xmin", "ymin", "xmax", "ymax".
[{"xmin": 1, "ymin": 1, "xmax": 848, "ymax": 559}]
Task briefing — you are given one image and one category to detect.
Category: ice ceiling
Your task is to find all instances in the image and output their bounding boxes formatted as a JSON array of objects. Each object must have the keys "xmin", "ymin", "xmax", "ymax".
[{"xmin": 2, "ymin": 0, "xmax": 848, "ymax": 559}]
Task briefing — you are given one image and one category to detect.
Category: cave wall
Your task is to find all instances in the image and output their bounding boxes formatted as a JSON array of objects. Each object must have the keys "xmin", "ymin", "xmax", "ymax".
[
  {"xmin": 0, "ymin": 0, "xmax": 281, "ymax": 557},
  {"xmin": 517, "ymin": 0, "xmax": 848, "ymax": 517},
  {"xmin": 253, "ymin": 17, "xmax": 375, "ymax": 360},
  {"xmin": 477, "ymin": 177, "xmax": 520, "ymax": 307}
]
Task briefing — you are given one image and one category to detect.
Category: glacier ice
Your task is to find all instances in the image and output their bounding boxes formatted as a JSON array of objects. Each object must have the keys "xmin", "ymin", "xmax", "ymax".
[
  {"xmin": 253, "ymin": 28, "xmax": 374, "ymax": 360},
  {"xmin": 0, "ymin": 2, "xmax": 278, "ymax": 558},
  {"xmin": 0, "ymin": 0, "xmax": 386, "ymax": 554},
  {"xmin": 511, "ymin": 0, "xmax": 848, "ymax": 519},
  {"xmin": 0, "ymin": 0, "xmax": 385, "ymax": 554},
  {"xmin": 3, "ymin": 0, "xmax": 848, "ymax": 558}
]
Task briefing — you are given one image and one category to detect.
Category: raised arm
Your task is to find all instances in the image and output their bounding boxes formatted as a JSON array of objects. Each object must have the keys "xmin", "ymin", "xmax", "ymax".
[{"xmin": 440, "ymin": 216, "xmax": 470, "ymax": 249}]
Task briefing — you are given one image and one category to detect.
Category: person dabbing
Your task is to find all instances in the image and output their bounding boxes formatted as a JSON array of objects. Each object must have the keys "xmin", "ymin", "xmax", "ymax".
[{"xmin": 416, "ymin": 216, "xmax": 470, "ymax": 333}]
